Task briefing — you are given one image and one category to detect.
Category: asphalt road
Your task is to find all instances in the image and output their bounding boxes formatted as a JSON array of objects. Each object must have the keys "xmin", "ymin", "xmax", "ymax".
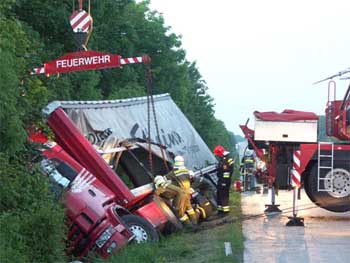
[{"xmin": 242, "ymin": 189, "xmax": 350, "ymax": 263}]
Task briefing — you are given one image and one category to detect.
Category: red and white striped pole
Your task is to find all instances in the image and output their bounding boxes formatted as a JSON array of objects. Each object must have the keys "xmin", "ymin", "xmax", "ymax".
[
  {"xmin": 120, "ymin": 56, "xmax": 150, "ymax": 65},
  {"xmin": 286, "ymin": 150, "xmax": 304, "ymax": 226},
  {"xmin": 292, "ymin": 150, "xmax": 301, "ymax": 217},
  {"xmin": 292, "ymin": 150, "xmax": 301, "ymax": 189}
]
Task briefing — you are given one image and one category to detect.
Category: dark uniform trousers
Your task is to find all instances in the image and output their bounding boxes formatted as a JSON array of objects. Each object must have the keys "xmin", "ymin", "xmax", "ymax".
[{"xmin": 217, "ymin": 156, "xmax": 234, "ymax": 213}]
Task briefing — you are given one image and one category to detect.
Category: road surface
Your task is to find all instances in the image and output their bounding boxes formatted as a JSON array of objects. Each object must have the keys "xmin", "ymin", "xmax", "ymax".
[{"xmin": 242, "ymin": 189, "xmax": 350, "ymax": 263}]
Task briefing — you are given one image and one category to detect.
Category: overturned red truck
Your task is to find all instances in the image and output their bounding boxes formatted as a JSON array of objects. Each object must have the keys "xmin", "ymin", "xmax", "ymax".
[
  {"xmin": 30, "ymin": 94, "xmax": 218, "ymax": 260},
  {"xmin": 31, "ymin": 109, "xmax": 170, "ymax": 260},
  {"xmin": 38, "ymin": 142, "xmax": 136, "ymax": 258},
  {"xmin": 240, "ymin": 83, "xmax": 350, "ymax": 213}
]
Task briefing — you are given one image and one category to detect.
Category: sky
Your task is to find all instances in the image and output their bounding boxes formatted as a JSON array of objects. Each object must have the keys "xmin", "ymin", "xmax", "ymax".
[{"xmin": 147, "ymin": 0, "xmax": 350, "ymax": 136}]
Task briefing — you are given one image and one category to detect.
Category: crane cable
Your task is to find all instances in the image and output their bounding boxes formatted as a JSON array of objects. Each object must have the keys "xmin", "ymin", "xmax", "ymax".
[
  {"xmin": 145, "ymin": 64, "xmax": 170, "ymax": 176},
  {"xmin": 146, "ymin": 67, "xmax": 153, "ymax": 176},
  {"xmin": 72, "ymin": 0, "xmax": 84, "ymax": 11}
]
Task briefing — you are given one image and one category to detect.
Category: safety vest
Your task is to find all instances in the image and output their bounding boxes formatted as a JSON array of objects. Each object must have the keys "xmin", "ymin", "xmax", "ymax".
[
  {"xmin": 218, "ymin": 155, "xmax": 234, "ymax": 178},
  {"xmin": 165, "ymin": 168, "xmax": 191, "ymax": 189}
]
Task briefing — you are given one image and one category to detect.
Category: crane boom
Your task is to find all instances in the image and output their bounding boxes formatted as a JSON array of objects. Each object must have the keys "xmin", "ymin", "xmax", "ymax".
[{"xmin": 313, "ymin": 67, "xmax": 350, "ymax": 85}]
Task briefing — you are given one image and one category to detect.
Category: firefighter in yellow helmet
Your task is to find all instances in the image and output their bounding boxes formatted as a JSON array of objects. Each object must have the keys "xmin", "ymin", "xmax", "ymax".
[{"xmin": 154, "ymin": 155, "xmax": 198, "ymax": 227}]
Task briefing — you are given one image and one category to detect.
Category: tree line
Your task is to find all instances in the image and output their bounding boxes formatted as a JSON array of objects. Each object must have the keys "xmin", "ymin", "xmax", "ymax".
[{"xmin": 0, "ymin": 1, "xmax": 237, "ymax": 261}]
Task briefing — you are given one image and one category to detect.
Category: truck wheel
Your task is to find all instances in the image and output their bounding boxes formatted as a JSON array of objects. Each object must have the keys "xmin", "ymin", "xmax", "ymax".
[
  {"xmin": 121, "ymin": 215, "xmax": 159, "ymax": 243},
  {"xmin": 304, "ymin": 172, "xmax": 316, "ymax": 203},
  {"xmin": 305, "ymin": 162, "xmax": 350, "ymax": 212},
  {"xmin": 153, "ymin": 195, "xmax": 183, "ymax": 233}
]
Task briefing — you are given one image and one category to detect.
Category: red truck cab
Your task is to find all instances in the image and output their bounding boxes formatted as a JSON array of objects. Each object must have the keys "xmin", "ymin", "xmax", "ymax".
[
  {"xmin": 38, "ymin": 141, "xmax": 134, "ymax": 259},
  {"xmin": 43, "ymin": 106, "xmax": 177, "ymax": 232}
]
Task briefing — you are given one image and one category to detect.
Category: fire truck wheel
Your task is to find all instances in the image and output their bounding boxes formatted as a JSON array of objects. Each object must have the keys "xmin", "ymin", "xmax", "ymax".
[
  {"xmin": 306, "ymin": 162, "xmax": 350, "ymax": 212},
  {"xmin": 121, "ymin": 215, "xmax": 159, "ymax": 243},
  {"xmin": 304, "ymin": 172, "xmax": 316, "ymax": 203}
]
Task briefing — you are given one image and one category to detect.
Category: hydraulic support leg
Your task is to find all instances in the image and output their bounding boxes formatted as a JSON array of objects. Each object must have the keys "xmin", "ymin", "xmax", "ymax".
[
  {"xmin": 264, "ymin": 187, "xmax": 282, "ymax": 213},
  {"xmin": 286, "ymin": 187, "xmax": 304, "ymax": 226},
  {"xmin": 287, "ymin": 151, "xmax": 304, "ymax": 226}
]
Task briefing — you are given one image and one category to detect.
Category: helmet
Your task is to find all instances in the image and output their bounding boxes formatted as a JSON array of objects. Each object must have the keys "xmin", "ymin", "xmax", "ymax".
[
  {"xmin": 154, "ymin": 175, "xmax": 166, "ymax": 188},
  {"xmin": 213, "ymin": 145, "xmax": 225, "ymax": 157},
  {"xmin": 174, "ymin": 155, "xmax": 185, "ymax": 169}
]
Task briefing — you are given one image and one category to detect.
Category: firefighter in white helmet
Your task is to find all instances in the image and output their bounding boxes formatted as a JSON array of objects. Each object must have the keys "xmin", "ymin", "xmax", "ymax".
[{"xmin": 154, "ymin": 155, "xmax": 198, "ymax": 227}]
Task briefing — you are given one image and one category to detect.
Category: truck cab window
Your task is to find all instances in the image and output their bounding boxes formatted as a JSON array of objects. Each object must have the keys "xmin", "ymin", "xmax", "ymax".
[{"xmin": 40, "ymin": 159, "xmax": 78, "ymax": 199}]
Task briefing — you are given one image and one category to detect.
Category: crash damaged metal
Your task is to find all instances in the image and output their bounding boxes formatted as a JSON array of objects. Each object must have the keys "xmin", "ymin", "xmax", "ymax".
[
  {"xmin": 43, "ymin": 93, "xmax": 218, "ymax": 170},
  {"xmin": 30, "ymin": 95, "xmax": 219, "ymax": 260}
]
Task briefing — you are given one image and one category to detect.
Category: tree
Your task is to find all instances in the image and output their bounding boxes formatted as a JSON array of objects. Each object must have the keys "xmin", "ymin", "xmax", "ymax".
[
  {"xmin": 0, "ymin": 1, "xmax": 238, "ymax": 260},
  {"xmin": 0, "ymin": 2, "xmax": 66, "ymax": 262}
]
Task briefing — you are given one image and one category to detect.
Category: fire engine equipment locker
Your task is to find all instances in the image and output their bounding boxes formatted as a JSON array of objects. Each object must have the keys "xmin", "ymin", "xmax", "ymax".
[{"xmin": 254, "ymin": 110, "xmax": 319, "ymax": 143}]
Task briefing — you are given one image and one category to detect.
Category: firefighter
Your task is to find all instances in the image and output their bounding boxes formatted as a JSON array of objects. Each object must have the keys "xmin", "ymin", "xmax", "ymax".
[
  {"xmin": 154, "ymin": 156, "xmax": 198, "ymax": 227},
  {"xmin": 240, "ymin": 154, "xmax": 255, "ymax": 191},
  {"xmin": 213, "ymin": 145, "xmax": 234, "ymax": 215}
]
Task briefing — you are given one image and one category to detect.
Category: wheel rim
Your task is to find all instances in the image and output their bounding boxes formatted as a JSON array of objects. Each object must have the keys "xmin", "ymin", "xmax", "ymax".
[
  {"xmin": 324, "ymin": 168, "xmax": 350, "ymax": 198},
  {"xmin": 129, "ymin": 225, "xmax": 148, "ymax": 243}
]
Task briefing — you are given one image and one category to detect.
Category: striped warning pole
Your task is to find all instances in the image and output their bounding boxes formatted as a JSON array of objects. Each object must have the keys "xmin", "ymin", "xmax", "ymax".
[
  {"xmin": 120, "ymin": 57, "xmax": 143, "ymax": 65},
  {"xmin": 291, "ymin": 150, "xmax": 301, "ymax": 188},
  {"xmin": 120, "ymin": 55, "xmax": 151, "ymax": 65},
  {"xmin": 286, "ymin": 150, "xmax": 304, "ymax": 226},
  {"xmin": 291, "ymin": 150, "xmax": 301, "ymax": 217}
]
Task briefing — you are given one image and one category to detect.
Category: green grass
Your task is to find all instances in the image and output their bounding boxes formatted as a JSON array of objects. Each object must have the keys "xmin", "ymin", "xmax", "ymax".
[{"xmin": 99, "ymin": 192, "xmax": 243, "ymax": 263}]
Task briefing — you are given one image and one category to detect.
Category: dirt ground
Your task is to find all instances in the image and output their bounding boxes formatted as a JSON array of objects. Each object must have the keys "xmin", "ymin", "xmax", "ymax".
[{"xmin": 242, "ymin": 189, "xmax": 350, "ymax": 263}]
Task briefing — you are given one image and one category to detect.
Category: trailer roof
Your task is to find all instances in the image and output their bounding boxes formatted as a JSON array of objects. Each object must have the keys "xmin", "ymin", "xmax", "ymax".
[
  {"xmin": 45, "ymin": 94, "xmax": 217, "ymax": 170},
  {"xmin": 44, "ymin": 93, "xmax": 170, "ymax": 113}
]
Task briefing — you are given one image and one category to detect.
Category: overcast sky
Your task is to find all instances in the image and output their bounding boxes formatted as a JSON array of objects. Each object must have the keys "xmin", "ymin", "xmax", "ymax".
[{"xmin": 148, "ymin": 0, "xmax": 350, "ymax": 135}]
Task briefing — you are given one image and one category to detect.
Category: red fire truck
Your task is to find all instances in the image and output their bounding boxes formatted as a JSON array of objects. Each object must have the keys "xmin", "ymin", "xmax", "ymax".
[
  {"xmin": 240, "ymin": 82, "xmax": 350, "ymax": 213},
  {"xmin": 306, "ymin": 81, "xmax": 350, "ymax": 212}
]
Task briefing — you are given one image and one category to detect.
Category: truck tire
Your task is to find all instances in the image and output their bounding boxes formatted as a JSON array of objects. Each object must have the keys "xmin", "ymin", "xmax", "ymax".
[
  {"xmin": 303, "ymin": 171, "xmax": 316, "ymax": 203},
  {"xmin": 121, "ymin": 215, "xmax": 159, "ymax": 243},
  {"xmin": 305, "ymin": 162, "xmax": 350, "ymax": 212},
  {"xmin": 153, "ymin": 195, "xmax": 183, "ymax": 234}
]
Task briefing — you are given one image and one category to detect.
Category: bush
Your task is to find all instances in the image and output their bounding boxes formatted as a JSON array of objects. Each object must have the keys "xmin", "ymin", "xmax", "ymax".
[{"xmin": 0, "ymin": 154, "xmax": 67, "ymax": 263}]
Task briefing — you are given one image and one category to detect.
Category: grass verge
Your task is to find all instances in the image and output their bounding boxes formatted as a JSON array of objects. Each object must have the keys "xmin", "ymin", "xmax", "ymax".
[{"xmin": 99, "ymin": 191, "xmax": 243, "ymax": 263}]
